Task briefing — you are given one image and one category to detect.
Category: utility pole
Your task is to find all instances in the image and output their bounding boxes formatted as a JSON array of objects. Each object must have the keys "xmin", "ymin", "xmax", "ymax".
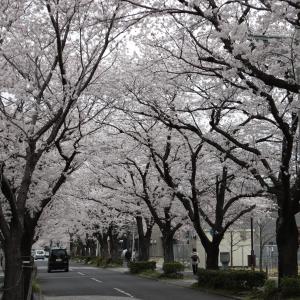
[{"xmin": 250, "ymin": 217, "xmax": 255, "ymax": 271}]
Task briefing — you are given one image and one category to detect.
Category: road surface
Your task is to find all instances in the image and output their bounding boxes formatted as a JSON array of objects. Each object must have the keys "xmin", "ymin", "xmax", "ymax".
[{"xmin": 36, "ymin": 261, "xmax": 232, "ymax": 300}]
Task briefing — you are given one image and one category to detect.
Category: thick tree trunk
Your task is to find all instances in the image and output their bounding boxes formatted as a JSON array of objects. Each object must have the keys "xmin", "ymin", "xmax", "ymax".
[
  {"xmin": 138, "ymin": 238, "xmax": 151, "ymax": 261},
  {"xmin": 99, "ymin": 237, "xmax": 109, "ymax": 260},
  {"xmin": 162, "ymin": 234, "xmax": 174, "ymax": 263},
  {"xmin": 3, "ymin": 235, "xmax": 23, "ymax": 300},
  {"xmin": 276, "ymin": 214, "xmax": 298, "ymax": 279},
  {"xmin": 109, "ymin": 233, "xmax": 119, "ymax": 260},
  {"xmin": 21, "ymin": 229, "xmax": 35, "ymax": 300},
  {"xmin": 136, "ymin": 216, "xmax": 152, "ymax": 261},
  {"xmin": 206, "ymin": 241, "xmax": 220, "ymax": 270}
]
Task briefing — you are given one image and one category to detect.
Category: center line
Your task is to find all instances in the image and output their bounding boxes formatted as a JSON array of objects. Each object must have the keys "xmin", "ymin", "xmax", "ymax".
[
  {"xmin": 114, "ymin": 288, "xmax": 134, "ymax": 298},
  {"xmin": 91, "ymin": 278, "xmax": 103, "ymax": 283},
  {"xmin": 77, "ymin": 272, "xmax": 85, "ymax": 276}
]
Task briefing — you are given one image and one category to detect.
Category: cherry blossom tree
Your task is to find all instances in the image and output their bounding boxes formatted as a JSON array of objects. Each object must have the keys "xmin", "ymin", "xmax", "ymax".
[
  {"xmin": 0, "ymin": 1, "xmax": 137, "ymax": 298},
  {"xmin": 121, "ymin": 0, "xmax": 300, "ymax": 279},
  {"xmin": 111, "ymin": 71, "xmax": 265, "ymax": 268},
  {"xmin": 84, "ymin": 131, "xmax": 185, "ymax": 262},
  {"xmin": 59, "ymin": 156, "xmax": 152, "ymax": 261}
]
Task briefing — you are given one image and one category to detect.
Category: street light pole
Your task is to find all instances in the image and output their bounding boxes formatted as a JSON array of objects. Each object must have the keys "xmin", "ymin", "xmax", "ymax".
[
  {"xmin": 131, "ymin": 225, "xmax": 135, "ymax": 261},
  {"xmin": 250, "ymin": 217, "xmax": 255, "ymax": 271}
]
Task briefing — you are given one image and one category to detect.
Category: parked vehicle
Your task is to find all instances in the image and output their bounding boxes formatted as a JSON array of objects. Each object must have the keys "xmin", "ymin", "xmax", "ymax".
[
  {"xmin": 31, "ymin": 249, "xmax": 35, "ymax": 258},
  {"xmin": 48, "ymin": 248, "xmax": 69, "ymax": 272},
  {"xmin": 34, "ymin": 250, "xmax": 45, "ymax": 260}
]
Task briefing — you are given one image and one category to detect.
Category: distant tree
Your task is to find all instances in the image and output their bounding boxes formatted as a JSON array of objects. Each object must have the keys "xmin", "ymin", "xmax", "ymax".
[
  {"xmin": 89, "ymin": 131, "xmax": 184, "ymax": 262},
  {"xmin": 115, "ymin": 81, "xmax": 263, "ymax": 269}
]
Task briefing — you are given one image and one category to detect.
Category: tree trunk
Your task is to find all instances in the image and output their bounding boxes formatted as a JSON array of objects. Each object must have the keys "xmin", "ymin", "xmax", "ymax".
[
  {"xmin": 109, "ymin": 232, "xmax": 119, "ymax": 260},
  {"xmin": 3, "ymin": 235, "xmax": 23, "ymax": 300},
  {"xmin": 276, "ymin": 214, "xmax": 298, "ymax": 279},
  {"xmin": 98, "ymin": 236, "xmax": 109, "ymax": 260},
  {"xmin": 21, "ymin": 228, "xmax": 35, "ymax": 300},
  {"xmin": 136, "ymin": 216, "xmax": 152, "ymax": 261},
  {"xmin": 139, "ymin": 238, "xmax": 151, "ymax": 261},
  {"xmin": 162, "ymin": 234, "xmax": 174, "ymax": 263},
  {"xmin": 206, "ymin": 241, "xmax": 220, "ymax": 270}
]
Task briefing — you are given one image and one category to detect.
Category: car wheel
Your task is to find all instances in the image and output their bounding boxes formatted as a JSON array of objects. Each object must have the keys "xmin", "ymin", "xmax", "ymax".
[
  {"xmin": 65, "ymin": 268, "xmax": 69, "ymax": 272},
  {"xmin": 48, "ymin": 268, "xmax": 51, "ymax": 273}
]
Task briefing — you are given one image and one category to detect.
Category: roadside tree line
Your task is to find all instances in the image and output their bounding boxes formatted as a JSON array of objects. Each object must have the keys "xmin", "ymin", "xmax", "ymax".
[{"xmin": 0, "ymin": 1, "xmax": 299, "ymax": 299}]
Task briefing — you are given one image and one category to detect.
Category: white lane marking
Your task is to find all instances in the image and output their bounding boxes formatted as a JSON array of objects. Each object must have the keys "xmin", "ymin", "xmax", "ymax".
[
  {"xmin": 114, "ymin": 288, "xmax": 134, "ymax": 298},
  {"xmin": 90, "ymin": 277, "xmax": 103, "ymax": 283},
  {"xmin": 77, "ymin": 272, "xmax": 86, "ymax": 276},
  {"xmin": 43, "ymin": 276, "xmax": 84, "ymax": 279}
]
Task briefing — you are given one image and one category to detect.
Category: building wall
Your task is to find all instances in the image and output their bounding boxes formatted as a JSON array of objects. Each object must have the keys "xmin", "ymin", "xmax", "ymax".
[
  {"xmin": 149, "ymin": 225, "xmax": 253, "ymax": 267},
  {"xmin": 196, "ymin": 230, "xmax": 252, "ymax": 268}
]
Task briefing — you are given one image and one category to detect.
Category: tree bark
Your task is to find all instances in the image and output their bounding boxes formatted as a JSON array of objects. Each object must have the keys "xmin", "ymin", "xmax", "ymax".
[
  {"xmin": 162, "ymin": 234, "xmax": 174, "ymax": 263},
  {"xmin": 276, "ymin": 214, "xmax": 298, "ymax": 279},
  {"xmin": 3, "ymin": 233, "xmax": 23, "ymax": 300},
  {"xmin": 108, "ymin": 231, "xmax": 119, "ymax": 260},
  {"xmin": 206, "ymin": 239, "xmax": 220, "ymax": 270},
  {"xmin": 138, "ymin": 237, "xmax": 151, "ymax": 261},
  {"xmin": 98, "ymin": 234, "xmax": 109, "ymax": 260},
  {"xmin": 136, "ymin": 216, "xmax": 152, "ymax": 261},
  {"xmin": 21, "ymin": 231, "xmax": 34, "ymax": 300}
]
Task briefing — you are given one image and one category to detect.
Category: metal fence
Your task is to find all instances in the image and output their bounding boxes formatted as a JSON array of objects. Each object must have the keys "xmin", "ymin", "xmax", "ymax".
[{"xmin": 173, "ymin": 243, "xmax": 192, "ymax": 267}]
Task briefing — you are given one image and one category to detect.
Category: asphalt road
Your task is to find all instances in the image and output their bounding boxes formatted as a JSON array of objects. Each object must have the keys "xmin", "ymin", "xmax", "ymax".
[{"xmin": 36, "ymin": 261, "xmax": 231, "ymax": 300}]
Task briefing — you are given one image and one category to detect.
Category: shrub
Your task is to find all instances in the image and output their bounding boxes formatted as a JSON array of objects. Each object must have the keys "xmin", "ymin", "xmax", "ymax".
[
  {"xmin": 84, "ymin": 256, "xmax": 93, "ymax": 264},
  {"xmin": 263, "ymin": 279, "xmax": 278, "ymax": 300},
  {"xmin": 280, "ymin": 277, "xmax": 300, "ymax": 298},
  {"xmin": 91, "ymin": 257, "xmax": 104, "ymax": 267},
  {"xmin": 32, "ymin": 278, "xmax": 41, "ymax": 294},
  {"xmin": 162, "ymin": 262, "xmax": 184, "ymax": 275},
  {"xmin": 160, "ymin": 272, "xmax": 184, "ymax": 279},
  {"xmin": 128, "ymin": 261, "xmax": 156, "ymax": 274},
  {"xmin": 88, "ymin": 257, "xmax": 123, "ymax": 267},
  {"xmin": 197, "ymin": 269, "xmax": 266, "ymax": 291},
  {"xmin": 111, "ymin": 258, "xmax": 123, "ymax": 266},
  {"xmin": 103, "ymin": 258, "xmax": 123, "ymax": 267}
]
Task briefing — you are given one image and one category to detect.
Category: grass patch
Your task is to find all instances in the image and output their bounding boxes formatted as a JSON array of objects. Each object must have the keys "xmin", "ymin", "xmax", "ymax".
[
  {"xmin": 138, "ymin": 269, "xmax": 161, "ymax": 279},
  {"xmin": 32, "ymin": 278, "xmax": 41, "ymax": 294},
  {"xmin": 102, "ymin": 262, "xmax": 123, "ymax": 268},
  {"xmin": 191, "ymin": 282, "xmax": 256, "ymax": 299},
  {"xmin": 159, "ymin": 273, "xmax": 184, "ymax": 279}
]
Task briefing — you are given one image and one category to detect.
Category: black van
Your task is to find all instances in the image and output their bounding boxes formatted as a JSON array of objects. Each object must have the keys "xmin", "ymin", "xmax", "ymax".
[{"xmin": 48, "ymin": 249, "xmax": 69, "ymax": 272}]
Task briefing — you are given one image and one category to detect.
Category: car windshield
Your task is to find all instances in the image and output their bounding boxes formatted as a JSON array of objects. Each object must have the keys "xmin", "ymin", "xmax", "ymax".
[{"xmin": 51, "ymin": 249, "xmax": 67, "ymax": 258}]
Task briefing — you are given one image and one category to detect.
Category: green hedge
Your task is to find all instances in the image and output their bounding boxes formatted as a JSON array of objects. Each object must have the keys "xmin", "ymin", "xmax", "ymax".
[
  {"xmin": 90, "ymin": 257, "xmax": 122, "ymax": 267},
  {"xmin": 263, "ymin": 279, "xmax": 278, "ymax": 300},
  {"xmin": 280, "ymin": 277, "xmax": 300, "ymax": 298},
  {"xmin": 197, "ymin": 269, "xmax": 266, "ymax": 291},
  {"xmin": 73, "ymin": 256, "xmax": 122, "ymax": 267},
  {"xmin": 162, "ymin": 262, "xmax": 184, "ymax": 275},
  {"xmin": 128, "ymin": 261, "xmax": 156, "ymax": 274}
]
